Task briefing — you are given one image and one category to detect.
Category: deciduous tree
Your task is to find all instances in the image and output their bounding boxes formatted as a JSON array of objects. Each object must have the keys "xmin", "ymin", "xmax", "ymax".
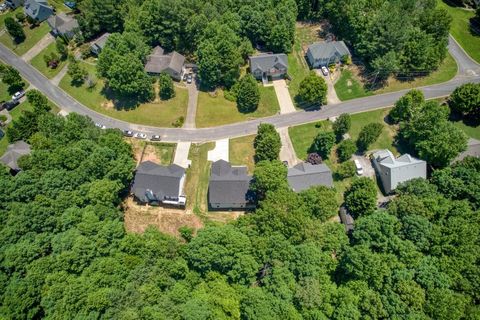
[
  {"xmin": 449, "ymin": 83, "xmax": 480, "ymax": 116},
  {"xmin": 254, "ymin": 123, "xmax": 281, "ymax": 162},
  {"xmin": 356, "ymin": 123, "xmax": 383, "ymax": 152},
  {"xmin": 298, "ymin": 71, "xmax": 327, "ymax": 105},
  {"xmin": 311, "ymin": 131, "xmax": 335, "ymax": 159},
  {"xmin": 333, "ymin": 113, "xmax": 351, "ymax": 140},
  {"xmin": 158, "ymin": 72, "xmax": 175, "ymax": 100},
  {"xmin": 337, "ymin": 139, "xmax": 356, "ymax": 162},
  {"xmin": 5, "ymin": 17, "xmax": 25, "ymax": 42},
  {"xmin": 344, "ymin": 177, "xmax": 377, "ymax": 218}
]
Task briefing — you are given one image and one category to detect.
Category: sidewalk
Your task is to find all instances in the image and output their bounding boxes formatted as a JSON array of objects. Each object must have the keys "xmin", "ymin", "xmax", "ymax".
[{"xmin": 21, "ymin": 33, "xmax": 54, "ymax": 62}]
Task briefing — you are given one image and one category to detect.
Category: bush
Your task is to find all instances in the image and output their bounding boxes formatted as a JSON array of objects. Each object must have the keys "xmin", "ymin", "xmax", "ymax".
[
  {"xmin": 449, "ymin": 83, "xmax": 480, "ymax": 116},
  {"xmin": 158, "ymin": 72, "xmax": 175, "ymax": 100},
  {"xmin": 336, "ymin": 161, "xmax": 356, "ymax": 179},
  {"xmin": 179, "ymin": 226, "xmax": 194, "ymax": 242},
  {"xmin": 0, "ymin": 115, "xmax": 8, "ymax": 124},
  {"xmin": 67, "ymin": 60, "xmax": 87, "ymax": 85},
  {"xmin": 172, "ymin": 116, "xmax": 184, "ymax": 128},
  {"xmin": 5, "ymin": 17, "xmax": 25, "ymax": 42},
  {"xmin": 43, "ymin": 52, "xmax": 60, "ymax": 68},
  {"xmin": 333, "ymin": 113, "xmax": 351, "ymax": 140},
  {"xmin": 15, "ymin": 12, "xmax": 26, "ymax": 23},
  {"xmin": 356, "ymin": 123, "xmax": 383, "ymax": 152},
  {"xmin": 337, "ymin": 139, "xmax": 357, "ymax": 162},
  {"xmin": 311, "ymin": 131, "xmax": 335, "ymax": 159},
  {"xmin": 306, "ymin": 153, "xmax": 322, "ymax": 165},
  {"xmin": 56, "ymin": 38, "xmax": 68, "ymax": 60}
]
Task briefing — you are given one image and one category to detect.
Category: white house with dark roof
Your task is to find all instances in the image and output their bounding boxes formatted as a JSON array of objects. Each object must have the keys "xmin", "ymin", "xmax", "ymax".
[
  {"xmin": 132, "ymin": 161, "xmax": 186, "ymax": 206},
  {"xmin": 90, "ymin": 33, "xmax": 111, "ymax": 56},
  {"xmin": 144, "ymin": 46, "xmax": 185, "ymax": 81},
  {"xmin": 208, "ymin": 160, "xmax": 256, "ymax": 210},
  {"xmin": 47, "ymin": 13, "xmax": 79, "ymax": 39},
  {"xmin": 287, "ymin": 162, "xmax": 333, "ymax": 192},
  {"xmin": 372, "ymin": 149, "xmax": 426, "ymax": 194},
  {"xmin": 0, "ymin": 140, "xmax": 31, "ymax": 173},
  {"xmin": 307, "ymin": 41, "xmax": 351, "ymax": 68},
  {"xmin": 249, "ymin": 53, "xmax": 288, "ymax": 81},
  {"xmin": 24, "ymin": 0, "xmax": 53, "ymax": 22}
]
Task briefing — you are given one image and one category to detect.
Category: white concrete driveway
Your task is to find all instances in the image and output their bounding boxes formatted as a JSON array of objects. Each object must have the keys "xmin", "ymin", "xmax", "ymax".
[
  {"xmin": 207, "ymin": 139, "xmax": 229, "ymax": 162},
  {"xmin": 273, "ymin": 79, "xmax": 296, "ymax": 114},
  {"xmin": 278, "ymin": 127, "xmax": 301, "ymax": 166},
  {"xmin": 315, "ymin": 69, "xmax": 341, "ymax": 105},
  {"xmin": 173, "ymin": 141, "xmax": 192, "ymax": 168},
  {"xmin": 22, "ymin": 33, "xmax": 54, "ymax": 62}
]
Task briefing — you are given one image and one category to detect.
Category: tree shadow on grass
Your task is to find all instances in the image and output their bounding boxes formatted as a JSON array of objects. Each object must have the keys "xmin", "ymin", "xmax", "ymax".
[
  {"xmin": 293, "ymin": 95, "xmax": 322, "ymax": 111},
  {"xmin": 101, "ymin": 86, "xmax": 150, "ymax": 110}
]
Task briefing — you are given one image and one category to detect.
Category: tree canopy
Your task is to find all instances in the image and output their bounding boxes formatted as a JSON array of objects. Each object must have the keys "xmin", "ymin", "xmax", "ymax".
[{"xmin": 254, "ymin": 123, "xmax": 281, "ymax": 162}]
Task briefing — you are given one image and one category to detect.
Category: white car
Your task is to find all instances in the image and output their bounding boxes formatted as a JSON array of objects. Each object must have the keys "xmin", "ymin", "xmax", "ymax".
[
  {"xmin": 0, "ymin": 3, "xmax": 8, "ymax": 11},
  {"xmin": 354, "ymin": 159, "xmax": 363, "ymax": 176},
  {"xmin": 11, "ymin": 90, "xmax": 25, "ymax": 101},
  {"xmin": 321, "ymin": 66, "xmax": 329, "ymax": 76},
  {"xmin": 95, "ymin": 123, "xmax": 106, "ymax": 129},
  {"xmin": 134, "ymin": 132, "xmax": 147, "ymax": 139}
]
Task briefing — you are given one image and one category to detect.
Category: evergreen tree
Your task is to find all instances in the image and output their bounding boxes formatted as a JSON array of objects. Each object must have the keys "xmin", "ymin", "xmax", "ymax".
[{"xmin": 236, "ymin": 74, "xmax": 260, "ymax": 113}]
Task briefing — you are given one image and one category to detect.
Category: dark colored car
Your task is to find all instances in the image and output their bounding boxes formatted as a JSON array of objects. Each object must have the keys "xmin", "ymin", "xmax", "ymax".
[
  {"xmin": 2, "ymin": 100, "xmax": 19, "ymax": 111},
  {"xmin": 151, "ymin": 135, "xmax": 161, "ymax": 141}
]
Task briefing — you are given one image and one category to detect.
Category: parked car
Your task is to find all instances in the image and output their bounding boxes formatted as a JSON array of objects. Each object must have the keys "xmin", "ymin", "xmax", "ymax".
[
  {"xmin": 354, "ymin": 159, "xmax": 363, "ymax": 176},
  {"xmin": 321, "ymin": 66, "xmax": 329, "ymax": 76},
  {"xmin": 94, "ymin": 123, "xmax": 106, "ymax": 129},
  {"xmin": 2, "ymin": 100, "xmax": 19, "ymax": 111},
  {"xmin": 134, "ymin": 132, "xmax": 147, "ymax": 139},
  {"xmin": 186, "ymin": 73, "xmax": 193, "ymax": 84},
  {"xmin": 183, "ymin": 73, "xmax": 188, "ymax": 82},
  {"xmin": 0, "ymin": 3, "xmax": 8, "ymax": 11},
  {"xmin": 123, "ymin": 130, "xmax": 134, "ymax": 137},
  {"xmin": 151, "ymin": 134, "xmax": 161, "ymax": 141},
  {"xmin": 11, "ymin": 90, "xmax": 25, "ymax": 101}
]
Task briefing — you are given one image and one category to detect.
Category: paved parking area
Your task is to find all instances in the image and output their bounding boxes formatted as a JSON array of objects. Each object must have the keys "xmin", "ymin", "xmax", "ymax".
[
  {"xmin": 173, "ymin": 141, "xmax": 192, "ymax": 168},
  {"xmin": 273, "ymin": 79, "xmax": 296, "ymax": 114},
  {"xmin": 207, "ymin": 139, "xmax": 229, "ymax": 162}
]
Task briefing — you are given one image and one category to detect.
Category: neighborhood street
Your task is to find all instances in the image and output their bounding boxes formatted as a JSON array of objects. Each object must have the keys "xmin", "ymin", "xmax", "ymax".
[{"xmin": 0, "ymin": 36, "xmax": 479, "ymax": 143}]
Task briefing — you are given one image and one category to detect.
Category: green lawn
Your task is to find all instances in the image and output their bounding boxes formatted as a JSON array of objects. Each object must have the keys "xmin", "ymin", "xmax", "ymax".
[
  {"xmin": 0, "ymin": 100, "xmax": 33, "ymax": 155},
  {"xmin": 59, "ymin": 62, "xmax": 188, "ymax": 127},
  {"xmin": 30, "ymin": 42, "xmax": 68, "ymax": 79},
  {"xmin": 287, "ymin": 25, "xmax": 313, "ymax": 101},
  {"xmin": 184, "ymin": 142, "xmax": 215, "ymax": 214},
  {"xmin": 152, "ymin": 142, "xmax": 176, "ymax": 165},
  {"xmin": 452, "ymin": 120, "xmax": 480, "ymax": 139},
  {"xmin": 335, "ymin": 53, "xmax": 458, "ymax": 101},
  {"xmin": 438, "ymin": 0, "xmax": 480, "ymax": 63},
  {"xmin": 0, "ymin": 23, "xmax": 50, "ymax": 56},
  {"xmin": 289, "ymin": 120, "xmax": 332, "ymax": 160},
  {"xmin": 229, "ymin": 135, "xmax": 256, "ymax": 174},
  {"xmin": 195, "ymin": 86, "xmax": 279, "ymax": 128}
]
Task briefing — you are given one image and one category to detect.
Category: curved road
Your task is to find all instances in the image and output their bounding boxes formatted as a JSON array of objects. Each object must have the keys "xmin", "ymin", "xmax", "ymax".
[{"xmin": 1, "ymin": 36, "xmax": 479, "ymax": 142}]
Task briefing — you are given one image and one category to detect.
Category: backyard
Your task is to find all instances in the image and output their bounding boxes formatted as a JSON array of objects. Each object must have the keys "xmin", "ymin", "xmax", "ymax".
[
  {"xmin": 59, "ymin": 61, "xmax": 188, "ymax": 127},
  {"xmin": 30, "ymin": 42, "xmax": 68, "ymax": 79},
  {"xmin": 0, "ymin": 22, "xmax": 50, "ymax": 56},
  {"xmin": 0, "ymin": 100, "xmax": 33, "ymax": 155},
  {"xmin": 229, "ymin": 135, "xmax": 255, "ymax": 174},
  {"xmin": 437, "ymin": 0, "xmax": 480, "ymax": 63},
  {"xmin": 195, "ymin": 86, "xmax": 279, "ymax": 128}
]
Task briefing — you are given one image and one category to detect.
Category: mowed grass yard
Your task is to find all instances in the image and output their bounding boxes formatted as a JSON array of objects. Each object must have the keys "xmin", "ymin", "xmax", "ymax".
[
  {"xmin": 195, "ymin": 86, "xmax": 279, "ymax": 128},
  {"xmin": 152, "ymin": 143, "xmax": 176, "ymax": 165},
  {"xmin": 335, "ymin": 53, "xmax": 458, "ymax": 100},
  {"xmin": 59, "ymin": 61, "xmax": 188, "ymax": 127},
  {"xmin": 0, "ymin": 23, "xmax": 50, "ymax": 56},
  {"xmin": 30, "ymin": 42, "xmax": 68, "ymax": 79},
  {"xmin": 438, "ymin": 0, "xmax": 480, "ymax": 63},
  {"xmin": 229, "ymin": 135, "xmax": 255, "ymax": 174},
  {"xmin": 452, "ymin": 120, "xmax": 480, "ymax": 139}
]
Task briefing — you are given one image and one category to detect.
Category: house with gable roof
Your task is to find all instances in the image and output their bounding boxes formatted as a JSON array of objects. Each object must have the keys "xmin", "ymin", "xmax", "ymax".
[
  {"xmin": 0, "ymin": 140, "xmax": 31, "ymax": 174},
  {"xmin": 287, "ymin": 162, "xmax": 333, "ymax": 192},
  {"xmin": 371, "ymin": 149, "xmax": 427, "ymax": 194},
  {"xmin": 90, "ymin": 33, "xmax": 111, "ymax": 56},
  {"xmin": 24, "ymin": 0, "xmax": 53, "ymax": 22},
  {"xmin": 307, "ymin": 41, "xmax": 351, "ymax": 68},
  {"xmin": 47, "ymin": 13, "xmax": 79, "ymax": 39},
  {"xmin": 144, "ymin": 46, "xmax": 185, "ymax": 81},
  {"xmin": 249, "ymin": 53, "xmax": 288, "ymax": 81}
]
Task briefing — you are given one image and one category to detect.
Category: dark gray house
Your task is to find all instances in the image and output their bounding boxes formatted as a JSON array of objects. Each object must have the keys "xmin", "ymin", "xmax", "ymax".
[
  {"xmin": 5, "ymin": 0, "xmax": 24, "ymax": 9},
  {"xmin": 144, "ymin": 46, "xmax": 185, "ymax": 81},
  {"xmin": 24, "ymin": 0, "xmax": 53, "ymax": 22},
  {"xmin": 132, "ymin": 161, "xmax": 186, "ymax": 206},
  {"xmin": 372, "ymin": 149, "xmax": 426, "ymax": 194},
  {"xmin": 287, "ymin": 162, "xmax": 333, "ymax": 192},
  {"xmin": 90, "ymin": 33, "xmax": 111, "ymax": 56},
  {"xmin": 208, "ymin": 160, "xmax": 255, "ymax": 210},
  {"xmin": 0, "ymin": 140, "xmax": 31, "ymax": 173},
  {"xmin": 47, "ymin": 13, "xmax": 79, "ymax": 39},
  {"xmin": 453, "ymin": 138, "xmax": 480, "ymax": 163},
  {"xmin": 249, "ymin": 53, "xmax": 288, "ymax": 81},
  {"xmin": 306, "ymin": 41, "xmax": 351, "ymax": 68}
]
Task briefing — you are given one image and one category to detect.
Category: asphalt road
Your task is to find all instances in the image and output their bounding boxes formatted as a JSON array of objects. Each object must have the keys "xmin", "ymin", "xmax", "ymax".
[{"xmin": 1, "ymin": 36, "xmax": 479, "ymax": 143}]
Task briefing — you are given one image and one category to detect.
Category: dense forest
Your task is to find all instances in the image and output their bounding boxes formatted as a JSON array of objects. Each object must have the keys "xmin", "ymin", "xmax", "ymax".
[
  {"xmin": 74, "ymin": 0, "xmax": 451, "ymax": 89},
  {"xmin": 0, "ymin": 92, "xmax": 479, "ymax": 318}
]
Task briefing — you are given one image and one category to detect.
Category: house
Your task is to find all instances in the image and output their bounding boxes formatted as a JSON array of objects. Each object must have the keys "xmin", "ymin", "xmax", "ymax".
[
  {"xmin": 47, "ymin": 13, "xmax": 79, "ymax": 39},
  {"xmin": 453, "ymin": 138, "xmax": 480, "ymax": 163},
  {"xmin": 287, "ymin": 162, "xmax": 333, "ymax": 192},
  {"xmin": 5, "ymin": 0, "xmax": 24, "ymax": 9},
  {"xmin": 0, "ymin": 140, "xmax": 31, "ymax": 173},
  {"xmin": 249, "ymin": 53, "xmax": 288, "ymax": 81},
  {"xmin": 24, "ymin": 0, "xmax": 53, "ymax": 22},
  {"xmin": 144, "ymin": 46, "xmax": 185, "ymax": 81},
  {"xmin": 131, "ymin": 161, "xmax": 186, "ymax": 206},
  {"xmin": 208, "ymin": 160, "xmax": 256, "ymax": 210},
  {"xmin": 372, "ymin": 149, "xmax": 427, "ymax": 194},
  {"xmin": 306, "ymin": 41, "xmax": 351, "ymax": 68},
  {"xmin": 339, "ymin": 206, "xmax": 354, "ymax": 233},
  {"xmin": 90, "ymin": 33, "xmax": 111, "ymax": 56}
]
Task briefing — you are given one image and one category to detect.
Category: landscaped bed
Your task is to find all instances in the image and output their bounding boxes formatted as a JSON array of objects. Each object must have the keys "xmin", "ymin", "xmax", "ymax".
[
  {"xmin": 59, "ymin": 61, "xmax": 188, "ymax": 127},
  {"xmin": 195, "ymin": 86, "xmax": 279, "ymax": 128},
  {"xmin": 30, "ymin": 42, "xmax": 67, "ymax": 79},
  {"xmin": 0, "ymin": 22, "xmax": 50, "ymax": 56}
]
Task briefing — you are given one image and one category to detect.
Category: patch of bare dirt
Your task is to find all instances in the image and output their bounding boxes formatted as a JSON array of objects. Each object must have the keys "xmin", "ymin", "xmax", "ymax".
[
  {"xmin": 123, "ymin": 197, "xmax": 204, "ymax": 238},
  {"xmin": 141, "ymin": 144, "xmax": 160, "ymax": 164},
  {"xmin": 102, "ymin": 100, "xmax": 115, "ymax": 110}
]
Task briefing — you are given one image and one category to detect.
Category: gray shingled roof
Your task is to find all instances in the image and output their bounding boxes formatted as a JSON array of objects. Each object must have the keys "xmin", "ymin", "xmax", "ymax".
[
  {"xmin": 372, "ymin": 149, "xmax": 424, "ymax": 168},
  {"xmin": 92, "ymin": 33, "xmax": 111, "ymax": 50},
  {"xmin": 145, "ymin": 46, "xmax": 185, "ymax": 74},
  {"xmin": 287, "ymin": 162, "xmax": 333, "ymax": 192},
  {"xmin": 208, "ymin": 160, "xmax": 254, "ymax": 205},
  {"xmin": 0, "ymin": 141, "xmax": 31, "ymax": 171},
  {"xmin": 307, "ymin": 41, "xmax": 350, "ymax": 60},
  {"xmin": 24, "ymin": 0, "xmax": 53, "ymax": 21},
  {"xmin": 249, "ymin": 54, "xmax": 288, "ymax": 73},
  {"xmin": 47, "ymin": 13, "xmax": 79, "ymax": 35},
  {"xmin": 132, "ymin": 161, "xmax": 185, "ymax": 203}
]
